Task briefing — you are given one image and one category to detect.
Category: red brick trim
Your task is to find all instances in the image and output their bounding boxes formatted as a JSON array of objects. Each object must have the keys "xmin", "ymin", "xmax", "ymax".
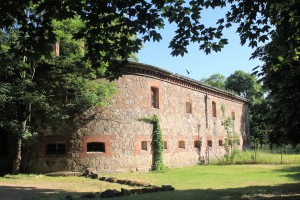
[
  {"xmin": 175, "ymin": 135, "xmax": 188, "ymax": 152},
  {"xmin": 80, "ymin": 135, "xmax": 115, "ymax": 158},
  {"xmin": 206, "ymin": 135, "xmax": 213, "ymax": 141},
  {"xmin": 163, "ymin": 135, "xmax": 170, "ymax": 153},
  {"xmin": 148, "ymin": 81, "xmax": 162, "ymax": 111},
  {"xmin": 134, "ymin": 135, "xmax": 151, "ymax": 155}
]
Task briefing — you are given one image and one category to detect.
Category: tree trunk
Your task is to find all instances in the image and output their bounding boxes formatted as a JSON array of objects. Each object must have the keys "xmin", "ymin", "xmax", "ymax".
[
  {"xmin": 12, "ymin": 120, "xmax": 26, "ymax": 174},
  {"xmin": 12, "ymin": 137, "xmax": 22, "ymax": 174}
]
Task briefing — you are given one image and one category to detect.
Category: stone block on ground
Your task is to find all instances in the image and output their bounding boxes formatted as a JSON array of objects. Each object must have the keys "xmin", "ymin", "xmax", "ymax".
[{"xmin": 121, "ymin": 188, "xmax": 132, "ymax": 196}]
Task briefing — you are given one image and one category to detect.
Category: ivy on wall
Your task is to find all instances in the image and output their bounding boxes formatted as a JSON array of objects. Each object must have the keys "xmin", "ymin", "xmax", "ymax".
[
  {"xmin": 139, "ymin": 115, "xmax": 168, "ymax": 172},
  {"xmin": 221, "ymin": 105, "xmax": 240, "ymax": 162}
]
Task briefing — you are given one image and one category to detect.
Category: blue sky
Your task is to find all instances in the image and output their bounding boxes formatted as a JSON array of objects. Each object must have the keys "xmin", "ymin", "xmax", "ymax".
[{"xmin": 137, "ymin": 7, "xmax": 262, "ymax": 80}]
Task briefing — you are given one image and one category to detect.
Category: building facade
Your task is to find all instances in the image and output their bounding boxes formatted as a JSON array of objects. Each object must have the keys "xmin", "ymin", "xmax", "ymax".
[{"xmin": 27, "ymin": 62, "xmax": 250, "ymax": 173}]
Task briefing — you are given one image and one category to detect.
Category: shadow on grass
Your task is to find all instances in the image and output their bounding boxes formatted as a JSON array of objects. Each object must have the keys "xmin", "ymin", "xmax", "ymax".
[
  {"xmin": 0, "ymin": 185, "xmax": 70, "ymax": 200},
  {"xmin": 274, "ymin": 165, "xmax": 300, "ymax": 181},
  {"xmin": 113, "ymin": 183, "xmax": 300, "ymax": 200},
  {"xmin": 2, "ymin": 183, "xmax": 299, "ymax": 200}
]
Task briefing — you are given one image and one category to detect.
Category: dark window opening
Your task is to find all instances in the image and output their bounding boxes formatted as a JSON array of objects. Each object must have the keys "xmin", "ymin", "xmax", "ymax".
[
  {"xmin": 186, "ymin": 102, "xmax": 192, "ymax": 113},
  {"xmin": 231, "ymin": 112, "xmax": 235, "ymax": 120},
  {"xmin": 178, "ymin": 140, "xmax": 185, "ymax": 149},
  {"xmin": 65, "ymin": 89, "xmax": 75, "ymax": 103},
  {"xmin": 87, "ymin": 142, "xmax": 105, "ymax": 152},
  {"xmin": 141, "ymin": 141, "xmax": 148, "ymax": 151},
  {"xmin": 218, "ymin": 140, "xmax": 223, "ymax": 146},
  {"xmin": 237, "ymin": 140, "xmax": 240, "ymax": 145},
  {"xmin": 194, "ymin": 140, "xmax": 201, "ymax": 148},
  {"xmin": 212, "ymin": 102, "xmax": 217, "ymax": 117},
  {"xmin": 164, "ymin": 141, "xmax": 168, "ymax": 149},
  {"xmin": 207, "ymin": 140, "xmax": 212, "ymax": 148},
  {"xmin": 151, "ymin": 87, "xmax": 159, "ymax": 108},
  {"xmin": 46, "ymin": 143, "xmax": 66, "ymax": 154}
]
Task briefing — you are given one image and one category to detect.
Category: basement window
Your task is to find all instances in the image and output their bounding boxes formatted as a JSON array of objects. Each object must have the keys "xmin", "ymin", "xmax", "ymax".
[
  {"xmin": 207, "ymin": 140, "xmax": 212, "ymax": 148},
  {"xmin": 178, "ymin": 140, "xmax": 185, "ymax": 149},
  {"xmin": 194, "ymin": 140, "xmax": 201, "ymax": 148},
  {"xmin": 87, "ymin": 142, "xmax": 105, "ymax": 153},
  {"xmin": 218, "ymin": 140, "xmax": 223, "ymax": 146},
  {"xmin": 141, "ymin": 141, "xmax": 148, "ymax": 151},
  {"xmin": 46, "ymin": 143, "xmax": 66, "ymax": 155}
]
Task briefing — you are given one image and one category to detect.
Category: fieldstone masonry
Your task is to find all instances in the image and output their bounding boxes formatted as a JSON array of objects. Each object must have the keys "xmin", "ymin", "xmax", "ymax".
[{"xmin": 27, "ymin": 62, "xmax": 250, "ymax": 173}]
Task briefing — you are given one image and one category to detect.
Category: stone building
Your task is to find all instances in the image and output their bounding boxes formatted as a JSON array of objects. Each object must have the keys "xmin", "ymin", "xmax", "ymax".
[{"xmin": 28, "ymin": 62, "xmax": 250, "ymax": 173}]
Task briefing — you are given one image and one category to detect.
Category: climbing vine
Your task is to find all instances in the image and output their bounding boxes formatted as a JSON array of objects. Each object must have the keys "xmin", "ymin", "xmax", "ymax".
[
  {"xmin": 139, "ymin": 115, "xmax": 168, "ymax": 172},
  {"xmin": 221, "ymin": 105, "xmax": 240, "ymax": 162}
]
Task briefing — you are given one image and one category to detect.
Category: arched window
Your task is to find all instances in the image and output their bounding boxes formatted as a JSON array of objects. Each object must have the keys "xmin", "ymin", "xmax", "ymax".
[
  {"xmin": 186, "ymin": 102, "xmax": 192, "ymax": 113},
  {"xmin": 151, "ymin": 87, "xmax": 159, "ymax": 108},
  {"xmin": 231, "ymin": 111, "xmax": 235, "ymax": 120},
  {"xmin": 212, "ymin": 101, "xmax": 217, "ymax": 117},
  {"xmin": 46, "ymin": 143, "xmax": 66, "ymax": 154}
]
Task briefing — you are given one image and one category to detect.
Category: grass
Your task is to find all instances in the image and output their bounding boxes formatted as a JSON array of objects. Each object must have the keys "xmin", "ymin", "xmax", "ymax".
[
  {"xmin": 1, "ymin": 164, "xmax": 300, "ymax": 200},
  {"xmin": 213, "ymin": 150, "xmax": 300, "ymax": 165}
]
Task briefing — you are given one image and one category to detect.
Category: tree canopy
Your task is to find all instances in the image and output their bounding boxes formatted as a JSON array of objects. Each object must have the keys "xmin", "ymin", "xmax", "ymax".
[
  {"xmin": 0, "ymin": 0, "xmax": 299, "ymax": 172},
  {"xmin": 225, "ymin": 70, "xmax": 263, "ymax": 103},
  {"xmin": 201, "ymin": 73, "xmax": 226, "ymax": 90},
  {"xmin": 0, "ymin": 17, "xmax": 117, "ymax": 173}
]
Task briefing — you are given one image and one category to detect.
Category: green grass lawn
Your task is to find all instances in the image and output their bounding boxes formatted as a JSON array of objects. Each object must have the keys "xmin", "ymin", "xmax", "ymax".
[{"xmin": 1, "ymin": 164, "xmax": 299, "ymax": 200}]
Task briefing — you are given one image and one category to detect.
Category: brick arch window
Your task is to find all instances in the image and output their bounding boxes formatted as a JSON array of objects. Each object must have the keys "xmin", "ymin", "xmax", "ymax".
[
  {"xmin": 212, "ymin": 101, "xmax": 217, "ymax": 117},
  {"xmin": 46, "ymin": 143, "xmax": 66, "ymax": 155},
  {"xmin": 151, "ymin": 87, "xmax": 159, "ymax": 108},
  {"xmin": 87, "ymin": 142, "xmax": 105, "ymax": 153},
  {"xmin": 186, "ymin": 102, "xmax": 192, "ymax": 113},
  {"xmin": 231, "ymin": 111, "xmax": 235, "ymax": 120},
  {"xmin": 178, "ymin": 140, "xmax": 185, "ymax": 149}
]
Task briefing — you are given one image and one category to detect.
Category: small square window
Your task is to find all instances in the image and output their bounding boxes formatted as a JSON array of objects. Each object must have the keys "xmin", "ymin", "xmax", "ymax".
[
  {"xmin": 194, "ymin": 140, "xmax": 201, "ymax": 148},
  {"xmin": 141, "ymin": 141, "xmax": 148, "ymax": 151},
  {"xmin": 178, "ymin": 140, "xmax": 185, "ymax": 149},
  {"xmin": 164, "ymin": 141, "xmax": 168, "ymax": 150},
  {"xmin": 218, "ymin": 140, "xmax": 223, "ymax": 146},
  {"xmin": 207, "ymin": 140, "xmax": 212, "ymax": 148}
]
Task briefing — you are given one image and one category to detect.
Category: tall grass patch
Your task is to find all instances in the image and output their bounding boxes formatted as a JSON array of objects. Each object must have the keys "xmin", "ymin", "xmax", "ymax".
[{"xmin": 216, "ymin": 150, "xmax": 300, "ymax": 164}]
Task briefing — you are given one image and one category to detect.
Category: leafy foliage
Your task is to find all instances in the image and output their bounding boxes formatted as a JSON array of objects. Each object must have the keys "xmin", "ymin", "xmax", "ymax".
[
  {"xmin": 140, "ymin": 115, "xmax": 168, "ymax": 172},
  {"xmin": 201, "ymin": 74, "xmax": 226, "ymax": 90},
  {"xmin": 0, "ymin": 18, "xmax": 117, "ymax": 173},
  {"xmin": 221, "ymin": 105, "xmax": 240, "ymax": 162},
  {"xmin": 225, "ymin": 71, "xmax": 263, "ymax": 103}
]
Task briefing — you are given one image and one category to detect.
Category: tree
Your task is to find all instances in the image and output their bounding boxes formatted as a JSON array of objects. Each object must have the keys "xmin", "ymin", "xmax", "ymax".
[
  {"xmin": 0, "ymin": 18, "xmax": 116, "ymax": 174},
  {"xmin": 250, "ymin": 1, "xmax": 300, "ymax": 145},
  {"xmin": 224, "ymin": 70, "xmax": 271, "ymax": 148},
  {"xmin": 1, "ymin": 0, "xmax": 299, "ymax": 160},
  {"xmin": 225, "ymin": 70, "xmax": 263, "ymax": 103},
  {"xmin": 201, "ymin": 73, "xmax": 226, "ymax": 89}
]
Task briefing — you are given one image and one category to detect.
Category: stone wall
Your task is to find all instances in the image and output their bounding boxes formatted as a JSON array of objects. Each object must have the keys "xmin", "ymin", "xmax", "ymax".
[{"xmin": 27, "ymin": 62, "xmax": 250, "ymax": 173}]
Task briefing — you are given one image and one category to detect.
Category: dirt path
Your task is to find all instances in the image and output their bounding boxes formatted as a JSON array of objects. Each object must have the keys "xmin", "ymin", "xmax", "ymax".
[{"xmin": 0, "ymin": 183, "xmax": 63, "ymax": 200}]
